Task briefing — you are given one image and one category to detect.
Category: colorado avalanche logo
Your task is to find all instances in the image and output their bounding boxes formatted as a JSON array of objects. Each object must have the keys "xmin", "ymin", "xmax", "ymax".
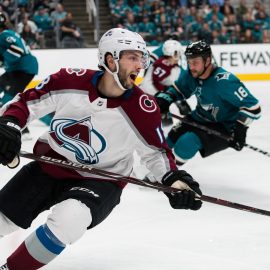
[
  {"xmin": 49, "ymin": 117, "xmax": 106, "ymax": 165},
  {"xmin": 66, "ymin": 68, "xmax": 87, "ymax": 76},
  {"xmin": 139, "ymin": 94, "xmax": 157, "ymax": 113}
]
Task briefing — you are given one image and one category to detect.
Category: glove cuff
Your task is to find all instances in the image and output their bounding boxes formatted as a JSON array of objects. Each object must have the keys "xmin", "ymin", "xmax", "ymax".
[
  {"xmin": 6, "ymin": 121, "xmax": 21, "ymax": 132},
  {"xmin": 0, "ymin": 116, "xmax": 21, "ymax": 132},
  {"xmin": 162, "ymin": 170, "xmax": 193, "ymax": 186}
]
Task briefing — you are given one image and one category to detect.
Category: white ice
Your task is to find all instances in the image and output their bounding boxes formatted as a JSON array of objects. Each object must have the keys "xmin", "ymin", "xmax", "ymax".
[{"xmin": 0, "ymin": 81, "xmax": 270, "ymax": 270}]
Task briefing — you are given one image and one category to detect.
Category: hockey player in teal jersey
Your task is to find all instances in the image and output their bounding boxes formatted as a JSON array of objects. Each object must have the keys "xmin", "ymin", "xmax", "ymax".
[
  {"xmin": 0, "ymin": 13, "xmax": 52, "ymax": 137},
  {"xmin": 149, "ymin": 43, "xmax": 164, "ymax": 64},
  {"xmin": 155, "ymin": 40, "xmax": 261, "ymax": 165},
  {"xmin": 0, "ymin": 13, "xmax": 38, "ymax": 104},
  {"xmin": 0, "ymin": 12, "xmax": 38, "ymax": 138}
]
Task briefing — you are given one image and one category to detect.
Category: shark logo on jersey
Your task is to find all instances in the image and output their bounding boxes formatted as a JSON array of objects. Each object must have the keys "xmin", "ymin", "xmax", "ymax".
[
  {"xmin": 201, "ymin": 103, "xmax": 214, "ymax": 112},
  {"xmin": 215, "ymin": 72, "xmax": 230, "ymax": 81},
  {"xmin": 6, "ymin": 36, "xmax": 16, "ymax": 43},
  {"xmin": 49, "ymin": 117, "xmax": 106, "ymax": 165},
  {"xmin": 194, "ymin": 87, "xmax": 202, "ymax": 98},
  {"xmin": 199, "ymin": 103, "xmax": 219, "ymax": 120}
]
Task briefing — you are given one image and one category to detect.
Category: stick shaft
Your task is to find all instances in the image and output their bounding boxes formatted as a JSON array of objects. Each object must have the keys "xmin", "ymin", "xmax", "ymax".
[
  {"xmin": 244, "ymin": 143, "xmax": 270, "ymax": 157},
  {"xmin": 169, "ymin": 113, "xmax": 270, "ymax": 158},
  {"xmin": 17, "ymin": 151, "xmax": 270, "ymax": 217},
  {"xmin": 169, "ymin": 112, "xmax": 231, "ymax": 141}
]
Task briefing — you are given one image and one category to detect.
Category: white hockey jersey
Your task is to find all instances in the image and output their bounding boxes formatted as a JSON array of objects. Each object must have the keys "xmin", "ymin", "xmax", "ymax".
[
  {"xmin": 140, "ymin": 56, "xmax": 181, "ymax": 96},
  {"xmin": 2, "ymin": 68, "xmax": 177, "ymax": 187}
]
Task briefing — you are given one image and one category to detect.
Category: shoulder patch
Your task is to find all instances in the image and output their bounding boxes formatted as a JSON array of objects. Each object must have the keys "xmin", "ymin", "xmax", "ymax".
[
  {"xmin": 65, "ymin": 68, "xmax": 87, "ymax": 76},
  {"xmin": 215, "ymin": 72, "xmax": 230, "ymax": 81},
  {"xmin": 6, "ymin": 36, "xmax": 16, "ymax": 43},
  {"xmin": 139, "ymin": 94, "xmax": 157, "ymax": 113},
  {"xmin": 35, "ymin": 76, "xmax": 51, "ymax": 90}
]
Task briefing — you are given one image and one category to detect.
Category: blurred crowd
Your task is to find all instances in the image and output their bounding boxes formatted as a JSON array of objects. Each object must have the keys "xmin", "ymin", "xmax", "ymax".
[
  {"xmin": 1, "ymin": 0, "xmax": 84, "ymax": 49},
  {"xmin": 109, "ymin": 0, "xmax": 270, "ymax": 45}
]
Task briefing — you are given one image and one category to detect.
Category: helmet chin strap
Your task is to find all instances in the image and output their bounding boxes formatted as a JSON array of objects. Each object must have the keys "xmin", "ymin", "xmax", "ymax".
[{"xmin": 103, "ymin": 60, "xmax": 127, "ymax": 91}]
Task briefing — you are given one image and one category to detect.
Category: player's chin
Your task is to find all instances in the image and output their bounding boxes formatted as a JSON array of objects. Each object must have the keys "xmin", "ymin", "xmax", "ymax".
[
  {"xmin": 121, "ymin": 79, "xmax": 133, "ymax": 90},
  {"xmin": 190, "ymin": 71, "xmax": 199, "ymax": 78},
  {"xmin": 126, "ymin": 82, "xmax": 134, "ymax": 89},
  {"xmin": 127, "ymin": 75, "xmax": 136, "ymax": 87}
]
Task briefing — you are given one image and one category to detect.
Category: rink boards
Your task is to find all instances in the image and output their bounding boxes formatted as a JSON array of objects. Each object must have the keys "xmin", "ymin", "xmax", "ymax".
[{"xmin": 10, "ymin": 43, "xmax": 270, "ymax": 90}]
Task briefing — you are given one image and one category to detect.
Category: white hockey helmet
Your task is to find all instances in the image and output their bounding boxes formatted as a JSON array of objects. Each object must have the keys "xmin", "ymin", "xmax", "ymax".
[
  {"xmin": 98, "ymin": 28, "xmax": 150, "ymax": 90},
  {"xmin": 162, "ymin": 40, "xmax": 182, "ymax": 60}
]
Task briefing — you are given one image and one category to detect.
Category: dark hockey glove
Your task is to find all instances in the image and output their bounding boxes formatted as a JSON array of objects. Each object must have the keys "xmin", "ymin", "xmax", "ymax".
[
  {"xmin": 175, "ymin": 100, "xmax": 191, "ymax": 116},
  {"xmin": 162, "ymin": 170, "xmax": 202, "ymax": 210},
  {"xmin": 230, "ymin": 122, "xmax": 248, "ymax": 151},
  {"xmin": 154, "ymin": 92, "xmax": 177, "ymax": 114},
  {"xmin": 0, "ymin": 116, "xmax": 21, "ymax": 166}
]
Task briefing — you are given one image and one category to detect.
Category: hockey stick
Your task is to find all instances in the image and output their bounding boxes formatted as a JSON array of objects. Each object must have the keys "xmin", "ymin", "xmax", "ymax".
[
  {"xmin": 169, "ymin": 112, "xmax": 270, "ymax": 158},
  {"xmin": 244, "ymin": 144, "xmax": 270, "ymax": 158},
  {"xmin": 11, "ymin": 150, "xmax": 270, "ymax": 217}
]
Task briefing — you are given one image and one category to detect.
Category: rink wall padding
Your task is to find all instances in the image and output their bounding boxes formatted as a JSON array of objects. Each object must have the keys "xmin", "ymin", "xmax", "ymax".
[{"xmin": 3, "ymin": 43, "xmax": 269, "ymax": 89}]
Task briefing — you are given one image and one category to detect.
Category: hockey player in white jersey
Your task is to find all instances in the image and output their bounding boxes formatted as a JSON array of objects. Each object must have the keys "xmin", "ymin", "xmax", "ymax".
[
  {"xmin": 140, "ymin": 40, "xmax": 182, "ymax": 96},
  {"xmin": 140, "ymin": 40, "xmax": 191, "ymax": 125},
  {"xmin": 0, "ymin": 28, "xmax": 202, "ymax": 270}
]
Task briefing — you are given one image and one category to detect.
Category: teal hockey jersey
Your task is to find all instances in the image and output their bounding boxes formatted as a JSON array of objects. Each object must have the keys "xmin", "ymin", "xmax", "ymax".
[
  {"xmin": 0, "ymin": 29, "xmax": 38, "ymax": 74},
  {"xmin": 150, "ymin": 44, "xmax": 163, "ymax": 63},
  {"xmin": 167, "ymin": 67, "xmax": 261, "ymax": 130}
]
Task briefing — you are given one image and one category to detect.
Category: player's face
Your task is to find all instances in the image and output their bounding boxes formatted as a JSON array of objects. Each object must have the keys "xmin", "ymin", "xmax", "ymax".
[
  {"xmin": 187, "ymin": 56, "xmax": 206, "ymax": 78},
  {"xmin": 118, "ymin": 51, "xmax": 144, "ymax": 89}
]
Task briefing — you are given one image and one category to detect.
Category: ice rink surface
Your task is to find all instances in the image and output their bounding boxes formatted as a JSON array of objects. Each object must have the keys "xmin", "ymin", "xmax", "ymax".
[{"xmin": 0, "ymin": 81, "xmax": 270, "ymax": 270}]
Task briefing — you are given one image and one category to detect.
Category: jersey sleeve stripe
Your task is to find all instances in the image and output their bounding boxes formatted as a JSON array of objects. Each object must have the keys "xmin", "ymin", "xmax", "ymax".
[
  {"xmin": 10, "ymin": 44, "xmax": 24, "ymax": 53},
  {"xmin": 150, "ymin": 53, "xmax": 158, "ymax": 63},
  {"xmin": 239, "ymin": 105, "xmax": 261, "ymax": 119},
  {"xmin": 7, "ymin": 48, "xmax": 22, "ymax": 58}
]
